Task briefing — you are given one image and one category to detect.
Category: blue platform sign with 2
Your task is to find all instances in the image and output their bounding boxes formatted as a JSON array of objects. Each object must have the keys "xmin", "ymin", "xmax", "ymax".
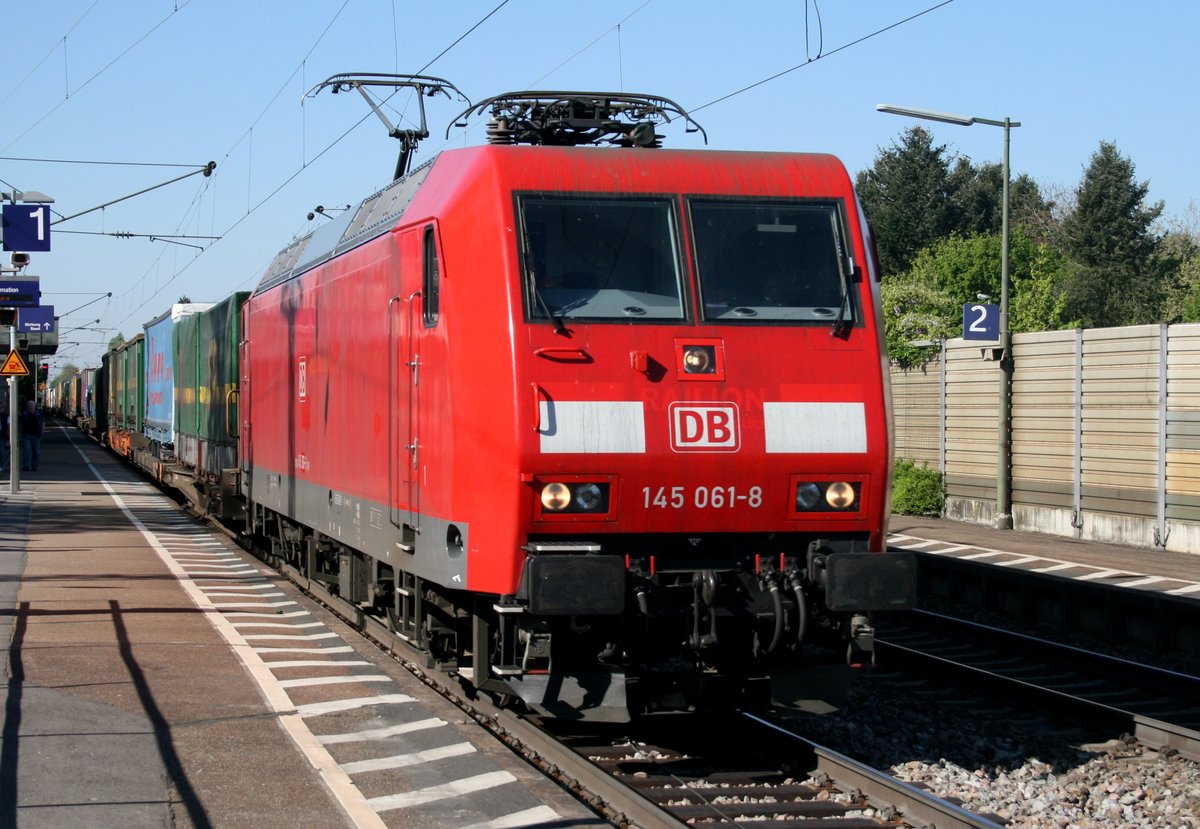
[
  {"xmin": 2, "ymin": 203, "xmax": 52, "ymax": 252},
  {"xmin": 963, "ymin": 303, "xmax": 999, "ymax": 341}
]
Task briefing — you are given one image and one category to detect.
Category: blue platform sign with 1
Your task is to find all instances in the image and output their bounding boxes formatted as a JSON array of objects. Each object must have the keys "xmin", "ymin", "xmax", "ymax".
[
  {"xmin": 963, "ymin": 303, "xmax": 1000, "ymax": 341},
  {"xmin": 2, "ymin": 203, "xmax": 52, "ymax": 252}
]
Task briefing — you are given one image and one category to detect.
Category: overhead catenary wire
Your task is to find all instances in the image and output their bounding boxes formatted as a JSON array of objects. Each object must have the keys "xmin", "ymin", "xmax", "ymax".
[
  {"xmin": 693, "ymin": 0, "xmax": 956, "ymax": 113},
  {"xmin": 805, "ymin": 0, "xmax": 824, "ymax": 62},
  {"xmin": 0, "ymin": 1, "xmax": 196, "ymax": 154},
  {"xmin": 109, "ymin": 0, "xmax": 516, "ymax": 330},
  {"xmin": 0, "ymin": 0, "xmax": 100, "ymax": 113},
  {"xmin": 69, "ymin": 1, "xmax": 960, "ymax": 349}
]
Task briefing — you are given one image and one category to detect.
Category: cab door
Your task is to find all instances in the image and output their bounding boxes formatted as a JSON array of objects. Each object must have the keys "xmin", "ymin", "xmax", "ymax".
[
  {"xmin": 390, "ymin": 225, "xmax": 439, "ymax": 532},
  {"xmin": 238, "ymin": 306, "xmax": 251, "ymax": 499}
]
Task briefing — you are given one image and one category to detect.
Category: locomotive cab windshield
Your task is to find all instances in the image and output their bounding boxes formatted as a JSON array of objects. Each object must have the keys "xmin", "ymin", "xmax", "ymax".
[
  {"xmin": 692, "ymin": 199, "xmax": 856, "ymax": 325},
  {"xmin": 520, "ymin": 194, "xmax": 686, "ymax": 322},
  {"xmin": 518, "ymin": 194, "xmax": 857, "ymax": 326}
]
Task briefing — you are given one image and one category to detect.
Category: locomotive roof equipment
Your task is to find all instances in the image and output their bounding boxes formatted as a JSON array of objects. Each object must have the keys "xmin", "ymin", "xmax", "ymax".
[
  {"xmin": 449, "ymin": 90, "xmax": 707, "ymax": 148},
  {"xmin": 304, "ymin": 73, "xmax": 470, "ymax": 180}
]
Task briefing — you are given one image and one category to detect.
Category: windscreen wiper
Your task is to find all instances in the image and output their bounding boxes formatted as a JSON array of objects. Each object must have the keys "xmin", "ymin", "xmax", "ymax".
[
  {"xmin": 520, "ymin": 221, "xmax": 567, "ymax": 335},
  {"xmin": 831, "ymin": 256, "xmax": 854, "ymax": 339},
  {"xmin": 531, "ymin": 273, "xmax": 567, "ymax": 335}
]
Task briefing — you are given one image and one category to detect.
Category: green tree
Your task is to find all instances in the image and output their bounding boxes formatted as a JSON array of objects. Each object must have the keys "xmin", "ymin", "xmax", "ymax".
[
  {"xmin": 881, "ymin": 230, "xmax": 1074, "ymax": 365},
  {"xmin": 108, "ymin": 333, "xmax": 125, "ymax": 350},
  {"xmin": 1060, "ymin": 141, "xmax": 1166, "ymax": 327},
  {"xmin": 879, "ymin": 270, "xmax": 958, "ymax": 368},
  {"xmin": 908, "ymin": 232, "xmax": 1008, "ymax": 305},
  {"xmin": 856, "ymin": 127, "xmax": 959, "ymax": 276},
  {"xmin": 906, "ymin": 229, "xmax": 1073, "ymax": 334},
  {"xmin": 949, "ymin": 159, "xmax": 1054, "ymax": 240},
  {"xmin": 1157, "ymin": 207, "xmax": 1200, "ymax": 322},
  {"xmin": 1011, "ymin": 242, "xmax": 1077, "ymax": 333},
  {"xmin": 1181, "ymin": 283, "xmax": 1200, "ymax": 323}
]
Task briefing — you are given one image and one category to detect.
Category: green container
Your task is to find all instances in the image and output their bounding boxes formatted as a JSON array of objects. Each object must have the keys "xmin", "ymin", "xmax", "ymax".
[
  {"xmin": 113, "ymin": 335, "xmax": 145, "ymax": 433},
  {"xmin": 174, "ymin": 292, "xmax": 248, "ymax": 476}
]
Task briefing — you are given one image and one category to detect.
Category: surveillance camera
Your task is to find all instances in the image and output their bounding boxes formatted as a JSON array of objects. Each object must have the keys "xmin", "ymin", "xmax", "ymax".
[{"xmin": 10, "ymin": 252, "xmax": 30, "ymax": 268}]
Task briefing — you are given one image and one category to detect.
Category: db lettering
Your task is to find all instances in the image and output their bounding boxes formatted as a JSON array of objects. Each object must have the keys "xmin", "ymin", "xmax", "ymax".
[{"xmin": 669, "ymin": 403, "xmax": 740, "ymax": 452}]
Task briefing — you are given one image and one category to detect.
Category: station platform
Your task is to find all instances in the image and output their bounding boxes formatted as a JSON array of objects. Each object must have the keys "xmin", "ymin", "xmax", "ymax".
[
  {"xmin": 0, "ymin": 423, "xmax": 606, "ymax": 829},
  {"xmin": 888, "ymin": 514, "xmax": 1200, "ymax": 600}
]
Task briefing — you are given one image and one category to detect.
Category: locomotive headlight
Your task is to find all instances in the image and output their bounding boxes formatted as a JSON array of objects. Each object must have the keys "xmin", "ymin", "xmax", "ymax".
[
  {"xmin": 795, "ymin": 482, "xmax": 822, "ymax": 511},
  {"xmin": 826, "ymin": 481, "xmax": 856, "ymax": 510},
  {"xmin": 541, "ymin": 482, "xmax": 571, "ymax": 511},
  {"xmin": 535, "ymin": 479, "xmax": 613, "ymax": 519},
  {"xmin": 574, "ymin": 483, "xmax": 604, "ymax": 511},
  {"xmin": 682, "ymin": 346, "xmax": 714, "ymax": 374}
]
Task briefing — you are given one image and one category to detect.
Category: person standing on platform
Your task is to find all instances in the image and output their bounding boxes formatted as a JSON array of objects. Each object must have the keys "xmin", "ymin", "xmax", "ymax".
[{"xmin": 19, "ymin": 399, "xmax": 43, "ymax": 472}]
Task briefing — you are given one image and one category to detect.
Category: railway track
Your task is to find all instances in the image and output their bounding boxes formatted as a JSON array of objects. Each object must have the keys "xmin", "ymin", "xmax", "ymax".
[
  {"xmin": 203, "ymin": 514, "xmax": 1009, "ymax": 828},
  {"xmin": 874, "ymin": 609, "xmax": 1200, "ymax": 762},
  {"xmin": 260, "ymin": 549, "xmax": 954, "ymax": 828},
  {"xmin": 542, "ymin": 711, "xmax": 1007, "ymax": 828},
  {"xmin": 906, "ymin": 549, "xmax": 1200, "ymax": 675},
  {"xmin": 163, "ymin": 498, "xmax": 1002, "ymax": 828},
  {"xmin": 193, "ymin": 496, "xmax": 1199, "ymax": 826}
]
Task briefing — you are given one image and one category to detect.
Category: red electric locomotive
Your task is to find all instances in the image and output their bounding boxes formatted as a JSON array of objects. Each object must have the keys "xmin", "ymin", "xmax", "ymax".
[{"xmin": 241, "ymin": 77, "xmax": 914, "ymax": 720}]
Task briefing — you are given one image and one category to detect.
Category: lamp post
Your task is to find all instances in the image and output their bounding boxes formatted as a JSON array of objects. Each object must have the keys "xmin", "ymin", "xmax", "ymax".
[{"xmin": 876, "ymin": 104, "xmax": 1020, "ymax": 529}]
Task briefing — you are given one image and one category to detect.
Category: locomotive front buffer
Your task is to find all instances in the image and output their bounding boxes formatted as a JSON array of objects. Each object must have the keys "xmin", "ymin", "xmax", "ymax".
[{"xmin": 481, "ymin": 539, "xmax": 916, "ymax": 721}]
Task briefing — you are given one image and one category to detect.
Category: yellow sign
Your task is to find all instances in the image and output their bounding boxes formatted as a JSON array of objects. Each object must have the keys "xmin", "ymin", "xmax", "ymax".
[{"xmin": 0, "ymin": 350, "xmax": 29, "ymax": 377}]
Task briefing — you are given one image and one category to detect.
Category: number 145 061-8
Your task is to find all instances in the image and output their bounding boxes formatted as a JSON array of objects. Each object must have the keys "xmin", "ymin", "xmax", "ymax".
[{"xmin": 642, "ymin": 485, "xmax": 763, "ymax": 509}]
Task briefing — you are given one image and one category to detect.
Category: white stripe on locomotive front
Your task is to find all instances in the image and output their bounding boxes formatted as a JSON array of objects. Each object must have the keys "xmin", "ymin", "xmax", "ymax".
[
  {"xmin": 763, "ymin": 401, "xmax": 868, "ymax": 454},
  {"xmin": 538, "ymin": 400, "xmax": 646, "ymax": 453},
  {"xmin": 535, "ymin": 399, "xmax": 869, "ymax": 454}
]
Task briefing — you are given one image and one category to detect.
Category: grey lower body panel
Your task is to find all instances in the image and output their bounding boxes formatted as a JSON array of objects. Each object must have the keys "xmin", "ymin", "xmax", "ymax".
[{"xmin": 246, "ymin": 465, "xmax": 468, "ymax": 590}]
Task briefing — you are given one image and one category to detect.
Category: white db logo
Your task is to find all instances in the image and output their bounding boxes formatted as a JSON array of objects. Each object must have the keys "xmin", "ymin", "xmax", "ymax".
[{"xmin": 669, "ymin": 402, "xmax": 740, "ymax": 452}]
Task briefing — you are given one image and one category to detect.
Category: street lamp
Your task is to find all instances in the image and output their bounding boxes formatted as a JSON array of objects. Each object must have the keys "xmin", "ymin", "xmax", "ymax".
[{"xmin": 876, "ymin": 103, "xmax": 1021, "ymax": 530}]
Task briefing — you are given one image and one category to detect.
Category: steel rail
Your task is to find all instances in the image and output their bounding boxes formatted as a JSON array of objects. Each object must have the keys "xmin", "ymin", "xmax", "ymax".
[
  {"xmin": 743, "ymin": 712, "xmax": 1007, "ymax": 829},
  {"xmin": 876, "ymin": 611, "xmax": 1200, "ymax": 762}
]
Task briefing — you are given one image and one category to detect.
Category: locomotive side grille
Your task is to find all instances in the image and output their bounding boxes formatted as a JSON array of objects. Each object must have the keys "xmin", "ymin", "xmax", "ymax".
[{"xmin": 341, "ymin": 162, "xmax": 433, "ymax": 245}]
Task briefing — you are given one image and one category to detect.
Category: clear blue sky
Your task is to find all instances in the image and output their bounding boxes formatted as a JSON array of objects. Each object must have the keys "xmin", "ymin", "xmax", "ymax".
[{"xmin": 2, "ymin": 0, "xmax": 1196, "ymax": 373}]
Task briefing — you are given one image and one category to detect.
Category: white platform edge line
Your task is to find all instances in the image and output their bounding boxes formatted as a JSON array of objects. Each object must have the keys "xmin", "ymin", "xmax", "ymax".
[{"xmin": 66, "ymin": 430, "xmax": 390, "ymax": 829}]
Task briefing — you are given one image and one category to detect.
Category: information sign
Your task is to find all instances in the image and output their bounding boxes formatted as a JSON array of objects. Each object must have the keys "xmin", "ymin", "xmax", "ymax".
[
  {"xmin": 2, "ymin": 203, "xmax": 51, "ymax": 251},
  {"xmin": 18, "ymin": 305, "xmax": 55, "ymax": 333},
  {"xmin": 0, "ymin": 278, "xmax": 40, "ymax": 307},
  {"xmin": 962, "ymin": 303, "xmax": 1000, "ymax": 341}
]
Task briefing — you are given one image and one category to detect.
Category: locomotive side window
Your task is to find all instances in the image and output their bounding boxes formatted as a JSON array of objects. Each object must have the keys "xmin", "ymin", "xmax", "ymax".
[
  {"xmin": 423, "ymin": 225, "xmax": 439, "ymax": 327},
  {"xmin": 518, "ymin": 195, "xmax": 684, "ymax": 322},
  {"xmin": 690, "ymin": 200, "xmax": 855, "ymax": 325}
]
